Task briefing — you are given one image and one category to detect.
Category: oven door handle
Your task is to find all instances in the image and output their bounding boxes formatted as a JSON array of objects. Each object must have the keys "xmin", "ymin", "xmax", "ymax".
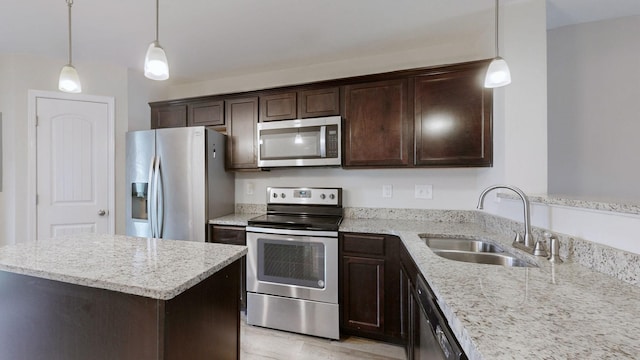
[{"xmin": 246, "ymin": 226, "xmax": 338, "ymax": 238}]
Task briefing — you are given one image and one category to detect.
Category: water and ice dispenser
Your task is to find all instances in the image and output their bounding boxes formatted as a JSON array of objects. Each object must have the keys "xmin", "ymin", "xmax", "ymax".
[{"xmin": 131, "ymin": 182, "xmax": 148, "ymax": 220}]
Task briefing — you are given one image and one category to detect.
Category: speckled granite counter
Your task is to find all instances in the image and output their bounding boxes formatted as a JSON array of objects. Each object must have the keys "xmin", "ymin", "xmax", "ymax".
[
  {"xmin": 212, "ymin": 213, "xmax": 640, "ymax": 359},
  {"xmin": 341, "ymin": 218, "xmax": 640, "ymax": 360},
  {"xmin": 0, "ymin": 233, "xmax": 247, "ymax": 300},
  {"xmin": 209, "ymin": 212, "xmax": 261, "ymax": 226}
]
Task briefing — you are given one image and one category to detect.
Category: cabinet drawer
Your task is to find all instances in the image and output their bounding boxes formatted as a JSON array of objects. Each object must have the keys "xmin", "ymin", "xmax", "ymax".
[
  {"xmin": 341, "ymin": 233, "xmax": 386, "ymax": 257},
  {"xmin": 210, "ymin": 225, "xmax": 246, "ymax": 245}
]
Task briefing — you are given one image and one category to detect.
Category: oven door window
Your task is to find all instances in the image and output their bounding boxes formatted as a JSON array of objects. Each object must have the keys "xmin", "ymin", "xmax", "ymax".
[
  {"xmin": 260, "ymin": 127, "xmax": 322, "ymax": 160},
  {"xmin": 257, "ymin": 238, "xmax": 325, "ymax": 289}
]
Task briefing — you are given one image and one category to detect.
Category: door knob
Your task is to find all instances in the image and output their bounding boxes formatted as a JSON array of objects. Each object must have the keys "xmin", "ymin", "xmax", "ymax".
[{"xmin": 98, "ymin": 209, "xmax": 107, "ymax": 216}]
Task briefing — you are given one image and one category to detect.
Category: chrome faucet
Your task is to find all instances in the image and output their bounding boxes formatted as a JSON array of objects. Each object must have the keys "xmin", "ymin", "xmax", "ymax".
[{"xmin": 476, "ymin": 184, "xmax": 547, "ymax": 257}]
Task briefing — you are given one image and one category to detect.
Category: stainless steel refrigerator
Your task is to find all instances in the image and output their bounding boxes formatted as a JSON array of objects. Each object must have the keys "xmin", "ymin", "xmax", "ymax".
[{"xmin": 126, "ymin": 126, "xmax": 234, "ymax": 241}]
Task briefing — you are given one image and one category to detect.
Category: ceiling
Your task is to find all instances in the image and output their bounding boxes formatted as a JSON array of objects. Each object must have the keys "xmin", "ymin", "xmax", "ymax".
[{"xmin": 1, "ymin": 0, "xmax": 639, "ymax": 85}]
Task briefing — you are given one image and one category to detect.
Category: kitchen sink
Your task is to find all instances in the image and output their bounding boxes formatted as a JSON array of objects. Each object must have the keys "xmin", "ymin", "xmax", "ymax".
[
  {"xmin": 431, "ymin": 250, "xmax": 535, "ymax": 267},
  {"xmin": 420, "ymin": 235, "xmax": 537, "ymax": 268},
  {"xmin": 422, "ymin": 237, "xmax": 504, "ymax": 253}
]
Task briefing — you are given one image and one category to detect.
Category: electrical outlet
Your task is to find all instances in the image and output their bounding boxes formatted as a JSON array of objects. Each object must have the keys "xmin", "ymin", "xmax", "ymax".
[
  {"xmin": 415, "ymin": 184, "xmax": 433, "ymax": 199},
  {"xmin": 382, "ymin": 184, "xmax": 393, "ymax": 198},
  {"xmin": 246, "ymin": 182, "xmax": 254, "ymax": 195}
]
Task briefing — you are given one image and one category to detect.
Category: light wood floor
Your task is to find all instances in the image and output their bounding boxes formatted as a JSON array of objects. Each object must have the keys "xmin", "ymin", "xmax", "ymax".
[{"xmin": 240, "ymin": 315, "xmax": 406, "ymax": 360}]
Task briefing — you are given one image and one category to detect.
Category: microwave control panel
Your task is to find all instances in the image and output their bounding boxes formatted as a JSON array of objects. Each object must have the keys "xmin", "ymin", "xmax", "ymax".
[{"xmin": 326, "ymin": 125, "xmax": 339, "ymax": 158}]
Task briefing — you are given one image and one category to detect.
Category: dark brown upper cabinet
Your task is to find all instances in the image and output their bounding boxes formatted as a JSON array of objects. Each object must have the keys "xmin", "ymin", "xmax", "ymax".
[
  {"xmin": 298, "ymin": 87, "xmax": 340, "ymax": 118},
  {"xmin": 343, "ymin": 79, "xmax": 411, "ymax": 167},
  {"xmin": 414, "ymin": 62, "xmax": 492, "ymax": 167},
  {"xmin": 225, "ymin": 97, "xmax": 259, "ymax": 170},
  {"xmin": 260, "ymin": 92, "xmax": 297, "ymax": 122},
  {"xmin": 188, "ymin": 100, "xmax": 224, "ymax": 127},
  {"xmin": 149, "ymin": 59, "xmax": 492, "ymax": 170},
  {"xmin": 151, "ymin": 104, "xmax": 187, "ymax": 129}
]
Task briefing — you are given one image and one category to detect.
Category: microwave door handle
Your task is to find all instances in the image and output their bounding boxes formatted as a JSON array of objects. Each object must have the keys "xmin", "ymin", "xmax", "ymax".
[{"xmin": 320, "ymin": 125, "xmax": 327, "ymax": 158}]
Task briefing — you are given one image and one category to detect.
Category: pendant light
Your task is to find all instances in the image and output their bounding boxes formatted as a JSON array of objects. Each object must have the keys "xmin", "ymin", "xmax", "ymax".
[
  {"xmin": 484, "ymin": 0, "xmax": 511, "ymax": 88},
  {"xmin": 58, "ymin": 0, "xmax": 81, "ymax": 93},
  {"xmin": 144, "ymin": 0, "xmax": 169, "ymax": 80}
]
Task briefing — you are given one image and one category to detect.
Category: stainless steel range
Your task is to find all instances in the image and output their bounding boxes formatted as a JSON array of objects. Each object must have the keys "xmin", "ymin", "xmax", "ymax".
[{"xmin": 246, "ymin": 187, "xmax": 343, "ymax": 340}]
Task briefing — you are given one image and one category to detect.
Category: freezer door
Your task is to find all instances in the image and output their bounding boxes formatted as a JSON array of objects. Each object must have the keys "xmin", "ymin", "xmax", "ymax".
[
  {"xmin": 156, "ymin": 127, "xmax": 207, "ymax": 241},
  {"xmin": 126, "ymin": 130, "xmax": 155, "ymax": 237}
]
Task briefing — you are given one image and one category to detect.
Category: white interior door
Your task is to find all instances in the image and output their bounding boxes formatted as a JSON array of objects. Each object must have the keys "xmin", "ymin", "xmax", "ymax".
[{"xmin": 36, "ymin": 97, "xmax": 112, "ymax": 239}]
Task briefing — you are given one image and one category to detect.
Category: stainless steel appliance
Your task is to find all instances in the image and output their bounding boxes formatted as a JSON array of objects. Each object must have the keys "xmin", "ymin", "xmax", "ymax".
[
  {"xmin": 412, "ymin": 274, "xmax": 466, "ymax": 360},
  {"xmin": 246, "ymin": 187, "xmax": 343, "ymax": 339},
  {"xmin": 125, "ymin": 127, "xmax": 234, "ymax": 241},
  {"xmin": 257, "ymin": 116, "xmax": 341, "ymax": 168}
]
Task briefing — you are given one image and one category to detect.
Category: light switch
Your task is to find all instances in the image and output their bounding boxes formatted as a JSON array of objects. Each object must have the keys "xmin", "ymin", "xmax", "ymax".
[
  {"xmin": 246, "ymin": 182, "xmax": 255, "ymax": 195},
  {"xmin": 382, "ymin": 185, "xmax": 393, "ymax": 198}
]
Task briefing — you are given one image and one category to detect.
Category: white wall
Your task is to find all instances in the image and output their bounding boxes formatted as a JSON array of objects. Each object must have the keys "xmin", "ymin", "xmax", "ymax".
[
  {"xmin": 164, "ymin": 0, "xmax": 548, "ymax": 212},
  {"xmin": 547, "ymin": 16, "xmax": 640, "ymax": 200},
  {"xmin": 0, "ymin": 54, "xmax": 133, "ymax": 244},
  {"xmin": 236, "ymin": 168, "xmax": 480, "ymax": 209}
]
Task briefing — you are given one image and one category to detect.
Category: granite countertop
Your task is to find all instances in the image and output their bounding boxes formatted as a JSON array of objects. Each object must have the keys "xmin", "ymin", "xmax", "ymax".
[
  {"xmin": 341, "ymin": 218, "xmax": 640, "ymax": 360},
  {"xmin": 212, "ymin": 214, "xmax": 640, "ymax": 359},
  {"xmin": 0, "ymin": 233, "xmax": 247, "ymax": 300}
]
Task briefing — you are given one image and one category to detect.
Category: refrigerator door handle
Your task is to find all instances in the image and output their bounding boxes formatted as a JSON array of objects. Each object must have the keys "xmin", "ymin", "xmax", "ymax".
[
  {"xmin": 147, "ymin": 156, "xmax": 156, "ymax": 238},
  {"xmin": 154, "ymin": 156, "xmax": 164, "ymax": 238}
]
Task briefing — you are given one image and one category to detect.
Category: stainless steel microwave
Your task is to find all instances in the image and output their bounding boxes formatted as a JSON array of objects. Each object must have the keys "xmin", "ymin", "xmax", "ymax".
[{"xmin": 257, "ymin": 116, "xmax": 342, "ymax": 168}]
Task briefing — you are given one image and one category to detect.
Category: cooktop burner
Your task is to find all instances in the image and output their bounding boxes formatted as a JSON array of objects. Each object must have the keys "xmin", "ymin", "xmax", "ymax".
[
  {"xmin": 248, "ymin": 213, "xmax": 343, "ymax": 231},
  {"xmin": 248, "ymin": 187, "xmax": 343, "ymax": 231}
]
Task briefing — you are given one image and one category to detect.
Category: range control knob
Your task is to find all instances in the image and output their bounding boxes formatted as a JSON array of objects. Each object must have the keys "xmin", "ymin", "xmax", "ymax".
[
  {"xmin": 273, "ymin": 193, "xmax": 278, "ymax": 198},
  {"xmin": 320, "ymin": 194, "xmax": 326, "ymax": 200},
  {"xmin": 281, "ymin": 193, "xmax": 286, "ymax": 199},
  {"xmin": 329, "ymin": 194, "xmax": 336, "ymax": 200}
]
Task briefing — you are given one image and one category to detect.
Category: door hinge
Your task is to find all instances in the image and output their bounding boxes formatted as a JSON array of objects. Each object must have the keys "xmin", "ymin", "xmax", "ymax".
[
  {"xmin": 35, "ymin": 115, "xmax": 39, "ymax": 126},
  {"xmin": 36, "ymin": 194, "xmax": 39, "ymax": 205}
]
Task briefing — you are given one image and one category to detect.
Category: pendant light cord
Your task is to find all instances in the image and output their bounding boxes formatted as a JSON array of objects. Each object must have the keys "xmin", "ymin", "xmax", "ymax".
[
  {"xmin": 494, "ymin": 0, "xmax": 500, "ymax": 57},
  {"xmin": 155, "ymin": 0, "xmax": 160, "ymax": 42},
  {"xmin": 67, "ymin": 0, "xmax": 73, "ymax": 64}
]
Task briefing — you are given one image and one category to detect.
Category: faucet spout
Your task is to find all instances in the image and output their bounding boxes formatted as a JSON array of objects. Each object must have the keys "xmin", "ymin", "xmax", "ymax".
[{"xmin": 476, "ymin": 184, "xmax": 535, "ymax": 249}]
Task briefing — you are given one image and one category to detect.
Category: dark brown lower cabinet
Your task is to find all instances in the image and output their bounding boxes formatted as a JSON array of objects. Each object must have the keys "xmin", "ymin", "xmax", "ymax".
[
  {"xmin": 339, "ymin": 232, "xmax": 402, "ymax": 343},
  {"xmin": 0, "ymin": 260, "xmax": 241, "ymax": 360},
  {"xmin": 210, "ymin": 225, "xmax": 247, "ymax": 310}
]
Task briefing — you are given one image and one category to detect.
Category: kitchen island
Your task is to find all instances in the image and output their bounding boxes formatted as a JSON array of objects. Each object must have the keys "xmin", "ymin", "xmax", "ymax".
[{"xmin": 0, "ymin": 233, "xmax": 246, "ymax": 360}]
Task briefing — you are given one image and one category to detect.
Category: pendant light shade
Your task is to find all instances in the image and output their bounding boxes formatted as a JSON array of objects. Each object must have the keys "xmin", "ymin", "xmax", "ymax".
[
  {"xmin": 59, "ymin": 64, "xmax": 82, "ymax": 93},
  {"xmin": 144, "ymin": 0, "xmax": 169, "ymax": 80},
  {"xmin": 59, "ymin": 0, "xmax": 81, "ymax": 93},
  {"xmin": 484, "ymin": 0, "xmax": 511, "ymax": 88},
  {"xmin": 144, "ymin": 41, "xmax": 169, "ymax": 80},
  {"xmin": 484, "ymin": 56, "xmax": 511, "ymax": 88}
]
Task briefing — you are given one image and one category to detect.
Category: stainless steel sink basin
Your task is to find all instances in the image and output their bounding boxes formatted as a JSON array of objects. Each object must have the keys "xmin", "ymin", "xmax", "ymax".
[
  {"xmin": 420, "ymin": 235, "xmax": 536, "ymax": 268},
  {"xmin": 431, "ymin": 250, "xmax": 535, "ymax": 267},
  {"xmin": 422, "ymin": 237, "xmax": 504, "ymax": 253}
]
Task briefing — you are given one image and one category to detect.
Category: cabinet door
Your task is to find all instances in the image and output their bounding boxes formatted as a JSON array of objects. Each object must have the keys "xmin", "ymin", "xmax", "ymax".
[
  {"xmin": 188, "ymin": 100, "xmax": 224, "ymax": 127},
  {"xmin": 342, "ymin": 256, "xmax": 385, "ymax": 334},
  {"xmin": 225, "ymin": 97, "xmax": 259, "ymax": 170},
  {"xmin": 339, "ymin": 233, "xmax": 401, "ymax": 342},
  {"xmin": 414, "ymin": 64, "xmax": 493, "ymax": 167},
  {"xmin": 260, "ymin": 92, "xmax": 297, "ymax": 122},
  {"xmin": 343, "ymin": 79, "xmax": 411, "ymax": 167},
  {"xmin": 151, "ymin": 104, "xmax": 187, "ymax": 129},
  {"xmin": 209, "ymin": 225, "xmax": 247, "ymax": 311},
  {"xmin": 298, "ymin": 87, "xmax": 340, "ymax": 118}
]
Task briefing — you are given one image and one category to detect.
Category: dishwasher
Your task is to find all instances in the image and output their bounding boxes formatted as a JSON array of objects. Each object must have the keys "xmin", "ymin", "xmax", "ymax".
[{"xmin": 412, "ymin": 275, "xmax": 466, "ymax": 360}]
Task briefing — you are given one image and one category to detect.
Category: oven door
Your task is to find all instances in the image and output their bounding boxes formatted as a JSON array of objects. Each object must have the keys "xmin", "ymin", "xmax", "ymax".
[{"xmin": 246, "ymin": 227, "xmax": 338, "ymax": 304}]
